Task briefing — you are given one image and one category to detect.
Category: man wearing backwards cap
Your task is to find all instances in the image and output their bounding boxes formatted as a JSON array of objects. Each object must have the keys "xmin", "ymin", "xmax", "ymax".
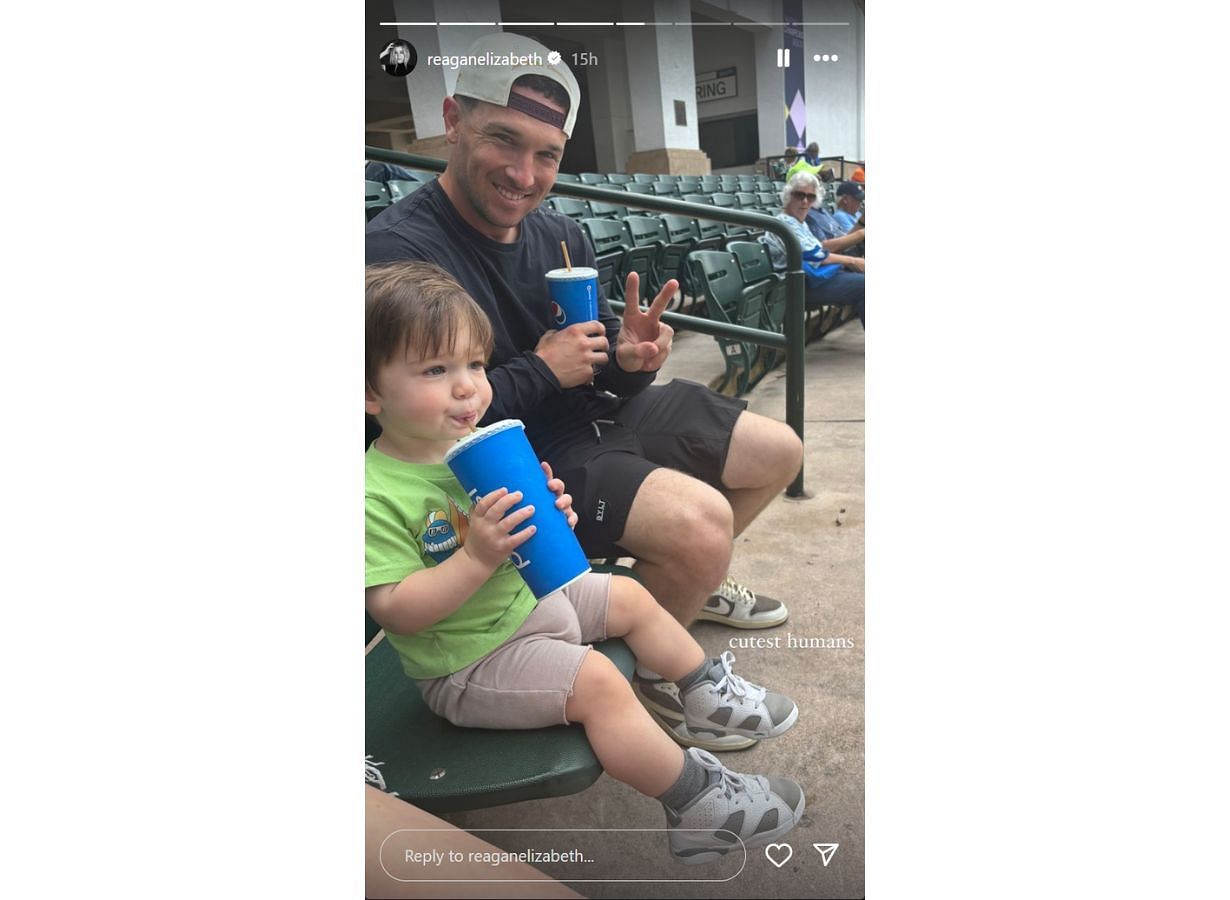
[{"xmin": 366, "ymin": 34, "xmax": 803, "ymax": 716}]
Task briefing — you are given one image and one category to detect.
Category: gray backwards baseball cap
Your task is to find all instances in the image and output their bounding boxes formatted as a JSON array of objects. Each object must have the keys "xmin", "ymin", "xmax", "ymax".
[{"xmin": 453, "ymin": 33, "xmax": 581, "ymax": 137}]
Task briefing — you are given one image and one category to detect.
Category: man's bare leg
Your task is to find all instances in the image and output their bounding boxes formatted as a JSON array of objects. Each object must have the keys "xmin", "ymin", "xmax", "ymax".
[
  {"xmin": 616, "ymin": 468, "xmax": 734, "ymax": 626},
  {"xmin": 720, "ymin": 411, "xmax": 804, "ymax": 535}
]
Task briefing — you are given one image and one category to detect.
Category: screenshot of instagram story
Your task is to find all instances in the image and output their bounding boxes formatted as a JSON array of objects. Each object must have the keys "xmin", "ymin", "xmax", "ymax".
[{"xmin": 365, "ymin": 2, "xmax": 864, "ymax": 898}]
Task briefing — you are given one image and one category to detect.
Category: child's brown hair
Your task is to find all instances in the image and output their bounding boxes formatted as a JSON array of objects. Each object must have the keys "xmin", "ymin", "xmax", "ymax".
[{"xmin": 365, "ymin": 261, "xmax": 495, "ymax": 391}]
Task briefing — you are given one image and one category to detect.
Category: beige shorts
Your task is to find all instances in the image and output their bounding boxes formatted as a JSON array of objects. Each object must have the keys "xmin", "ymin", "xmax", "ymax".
[{"xmin": 416, "ymin": 571, "xmax": 612, "ymax": 729}]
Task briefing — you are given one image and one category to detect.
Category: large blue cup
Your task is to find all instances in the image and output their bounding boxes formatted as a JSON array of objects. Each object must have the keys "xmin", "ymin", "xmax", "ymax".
[
  {"xmin": 444, "ymin": 419, "xmax": 591, "ymax": 599},
  {"xmin": 546, "ymin": 267, "xmax": 599, "ymax": 328}
]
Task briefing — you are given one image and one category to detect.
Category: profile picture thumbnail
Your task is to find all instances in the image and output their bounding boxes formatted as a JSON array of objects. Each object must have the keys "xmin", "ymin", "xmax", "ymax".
[{"xmin": 380, "ymin": 39, "xmax": 416, "ymax": 77}]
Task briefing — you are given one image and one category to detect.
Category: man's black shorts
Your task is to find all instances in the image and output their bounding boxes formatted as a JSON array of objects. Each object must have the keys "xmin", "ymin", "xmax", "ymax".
[{"xmin": 545, "ymin": 379, "xmax": 747, "ymax": 559}]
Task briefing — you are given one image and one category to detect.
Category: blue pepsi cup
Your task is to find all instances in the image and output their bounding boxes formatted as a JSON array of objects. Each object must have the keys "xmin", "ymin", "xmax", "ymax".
[
  {"xmin": 546, "ymin": 267, "xmax": 599, "ymax": 328},
  {"xmin": 443, "ymin": 419, "xmax": 591, "ymax": 599}
]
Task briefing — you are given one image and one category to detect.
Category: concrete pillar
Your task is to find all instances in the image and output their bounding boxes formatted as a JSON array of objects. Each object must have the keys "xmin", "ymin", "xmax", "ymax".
[
  {"xmin": 622, "ymin": 0, "xmax": 711, "ymax": 174},
  {"xmin": 391, "ymin": 0, "xmax": 502, "ymax": 158},
  {"xmin": 803, "ymin": 0, "xmax": 864, "ymax": 161},
  {"xmin": 588, "ymin": 30, "xmax": 634, "ymax": 173},
  {"xmin": 754, "ymin": 0, "xmax": 788, "ymax": 160}
]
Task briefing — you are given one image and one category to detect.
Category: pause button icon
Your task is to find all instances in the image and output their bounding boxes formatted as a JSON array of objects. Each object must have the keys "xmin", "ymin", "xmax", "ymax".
[{"xmin": 776, "ymin": 48, "xmax": 791, "ymax": 67}]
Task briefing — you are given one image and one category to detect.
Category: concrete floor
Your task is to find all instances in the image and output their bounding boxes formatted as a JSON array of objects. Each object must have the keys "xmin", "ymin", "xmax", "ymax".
[{"xmin": 442, "ymin": 322, "xmax": 866, "ymax": 900}]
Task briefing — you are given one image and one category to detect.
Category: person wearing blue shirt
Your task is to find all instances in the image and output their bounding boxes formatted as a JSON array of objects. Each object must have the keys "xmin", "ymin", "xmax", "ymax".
[{"xmin": 833, "ymin": 182, "xmax": 864, "ymax": 233}]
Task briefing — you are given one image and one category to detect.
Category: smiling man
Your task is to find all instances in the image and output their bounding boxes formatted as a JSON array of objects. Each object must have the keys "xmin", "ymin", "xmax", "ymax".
[{"xmin": 366, "ymin": 32, "xmax": 805, "ymax": 751}]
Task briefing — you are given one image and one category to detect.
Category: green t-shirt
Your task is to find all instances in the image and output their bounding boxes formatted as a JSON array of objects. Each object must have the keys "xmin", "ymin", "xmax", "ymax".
[{"xmin": 365, "ymin": 444, "xmax": 536, "ymax": 679}]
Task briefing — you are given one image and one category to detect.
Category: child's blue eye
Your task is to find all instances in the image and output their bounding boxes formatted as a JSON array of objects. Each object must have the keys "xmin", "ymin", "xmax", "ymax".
[
  {"xmin": 469, "ymin": 361, "xmax": 486, "ymax": 371},
  {"xmin": 423, "ymin": 365, "xmax": 445, "ymax": 376}
]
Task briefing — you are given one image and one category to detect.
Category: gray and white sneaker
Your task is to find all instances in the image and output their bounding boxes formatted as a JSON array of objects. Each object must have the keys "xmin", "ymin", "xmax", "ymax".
[
  {"xmin": 634, "ymin": 670, "xmax": 758, "ymax": 751},
  {"xmin": 665, "ymin": 748, "xmax": 805, "ymax": 865},
  {"xmin": 680, "ymin": 651, "xmax": 799, "ymax": 740},
  {"xmin": 643, "ymin": 703, "xmax": 758, "ymax": 752},
  {"xmin": 696, "ymin": 576, "xmax": 789, "ymax": 629}
]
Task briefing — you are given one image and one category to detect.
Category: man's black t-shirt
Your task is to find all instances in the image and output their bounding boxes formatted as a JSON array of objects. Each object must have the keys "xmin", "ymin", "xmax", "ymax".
[{"xmin": 365, "ymin": 180, "xmax": 655, "ymax": 455}]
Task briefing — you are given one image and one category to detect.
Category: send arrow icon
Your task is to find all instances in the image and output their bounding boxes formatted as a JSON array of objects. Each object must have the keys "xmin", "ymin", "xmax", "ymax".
[{"xmin": 812, "ymin": 843, "xmax": 839, "ymax": 866}]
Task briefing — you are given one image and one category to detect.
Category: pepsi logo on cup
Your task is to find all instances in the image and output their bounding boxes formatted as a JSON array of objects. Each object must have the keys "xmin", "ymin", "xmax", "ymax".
[{"xmin": 552, "ymin": 301, "xmax": 565, "ymax": 325}]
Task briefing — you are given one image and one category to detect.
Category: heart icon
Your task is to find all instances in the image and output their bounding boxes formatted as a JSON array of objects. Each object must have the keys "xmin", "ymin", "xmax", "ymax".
[{"xmin": 764, "ymin": 842, "xmax": 793, "ymax": 868}]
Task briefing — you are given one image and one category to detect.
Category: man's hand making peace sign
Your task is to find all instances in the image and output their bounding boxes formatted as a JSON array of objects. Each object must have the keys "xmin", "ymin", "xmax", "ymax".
[{"xmin": 613, "ymin": 272, "xmax": 677, "ymax": 373}]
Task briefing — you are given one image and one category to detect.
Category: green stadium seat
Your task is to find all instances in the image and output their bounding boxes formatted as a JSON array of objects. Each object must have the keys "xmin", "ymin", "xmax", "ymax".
[
  {"xmin": 612, "ymin": 220, "xmax": 661, "ymax": 299},
  {"xmin": 735, "ymin": 192, "xmax": 760, "ymax": 211},
  {"xmin": 728, "ymin": 240, "xmax": 788, "ymax": 370},
  {"xmin": 710, "ymin": 193, "xmax": 756, "ymax": 240},
  {"xmin": 387, "ymin": 179, "xmax": 424, "ymax": 202},
  {"xmin": 694, "ymin": 217, "xmax": 727, "ymax": 250},
  {"xmin": 578, "ymin": 173, "xmax": 607, "ymax": 184},
  {"xmin": 547, "ymin": 196, "xmax": 591, "ymax": 222},
  {"xmin": 365, "ymin": 180, "xmax": 392, "ymax": 221},
  {"xmin": 658, "ymin": 214, "xmax": 703, "ymax": 302},
  {"xmin": 686, "ymin": 249, "xmax": 771, "ymax": 396},
  {"xmin": 366, "ymin": 566, "xmax": 637, "ymax": 813},
  {"xmin": 622, "ymin": 214, "xmax": 670, "ymax": 298},
  {"xmin": 554, "ymin": 172, "xmax": 581, "ymax": 183},
  {"xmin": 588, "ymin": 198, "xmax": 629, "ymax": 219},
  {"xmin": 579, "ymin": 218, "xmax": 628, "ymax": 301}
]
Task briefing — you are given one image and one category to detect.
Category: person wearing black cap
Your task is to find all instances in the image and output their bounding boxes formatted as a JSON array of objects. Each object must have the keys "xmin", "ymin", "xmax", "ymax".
[
  {"xmin": 365, "ymin": 33, "xmax": 804, "ymax": 750},
  {"xmin": 833, "ymin": 181, "xmax": 865, "ymax": 233}
]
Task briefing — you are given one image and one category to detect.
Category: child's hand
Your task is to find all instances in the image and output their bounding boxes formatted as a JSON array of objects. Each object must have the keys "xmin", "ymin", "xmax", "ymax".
[
  {"xmin": 541, "ymin": 461, "xmax": 579, "ymax": 530},
  {"xmin": 462, "ymin": 487, "xmax": 536, "ymax": 571}
]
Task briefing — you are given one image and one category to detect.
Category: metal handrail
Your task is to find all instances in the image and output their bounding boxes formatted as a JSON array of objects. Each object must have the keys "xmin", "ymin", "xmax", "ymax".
[{"xmin": 365, "ymin": 146, "xmax": 808, "ymax": 497}]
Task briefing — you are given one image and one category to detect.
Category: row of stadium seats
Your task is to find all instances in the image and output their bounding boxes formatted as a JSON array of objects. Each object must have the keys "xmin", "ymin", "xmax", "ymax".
[
  {"xmin": 365, "ymin": 178, "xmax": 431, "ymax": 220},
  {"xmin": 566, "ymin": 209, "xmax": 768, "ymax": 307},
  {"xmin": 366, "ymin": 174, "xmax": 806, "ymax": 225},
  {"xmin": 546, "ymin": 191, "xmax": 782, "ymax": 223},
  {"xmin": 558, "ymin": 179, "xmax": 788, "ymax": 199},
  {"xmin": 557, "ymin": 172, "xmax": 777, "ymax": 192},
  {"xmin": 687, "ymin": 242, "xmax": 853, "ymax": 397}
]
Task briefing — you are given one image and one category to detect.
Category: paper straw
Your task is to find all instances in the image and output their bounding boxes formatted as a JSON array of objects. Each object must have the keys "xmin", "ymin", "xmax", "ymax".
[{"xmin": 560, "ymin": 240, "xmax": 572, "ymax": 272}]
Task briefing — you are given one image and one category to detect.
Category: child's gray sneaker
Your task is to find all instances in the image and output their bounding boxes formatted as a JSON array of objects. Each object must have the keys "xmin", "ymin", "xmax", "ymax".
[
  {"xmin": 634, "ymin": 670, "xmax": 758, "ymax": 751},
  {"xmin": 681, "ymin": 651, "xmax": 799, "ymax": 740},
  {"xmin": 643, "ymin": 702, "xmax": 758, "ymax": 752},
  {"xmin": 665, "ymin": 748, "xmax": 805, "ymax": 865}
]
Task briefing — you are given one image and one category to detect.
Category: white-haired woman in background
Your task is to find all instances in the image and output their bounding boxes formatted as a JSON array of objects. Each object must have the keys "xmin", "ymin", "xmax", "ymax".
[{"xmin": 761, "ymin": 170, "xmax": 865, "ymax": 327}]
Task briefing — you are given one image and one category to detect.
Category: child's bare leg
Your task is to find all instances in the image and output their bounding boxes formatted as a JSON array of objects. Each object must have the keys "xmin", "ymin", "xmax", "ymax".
[
  {"xmin": 605, "ymin": 576, "xmax": 706, "ymax": 681},
  {"xmin": 564, "ymin": 652, "xmax": 684, "ymax": 797}
]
